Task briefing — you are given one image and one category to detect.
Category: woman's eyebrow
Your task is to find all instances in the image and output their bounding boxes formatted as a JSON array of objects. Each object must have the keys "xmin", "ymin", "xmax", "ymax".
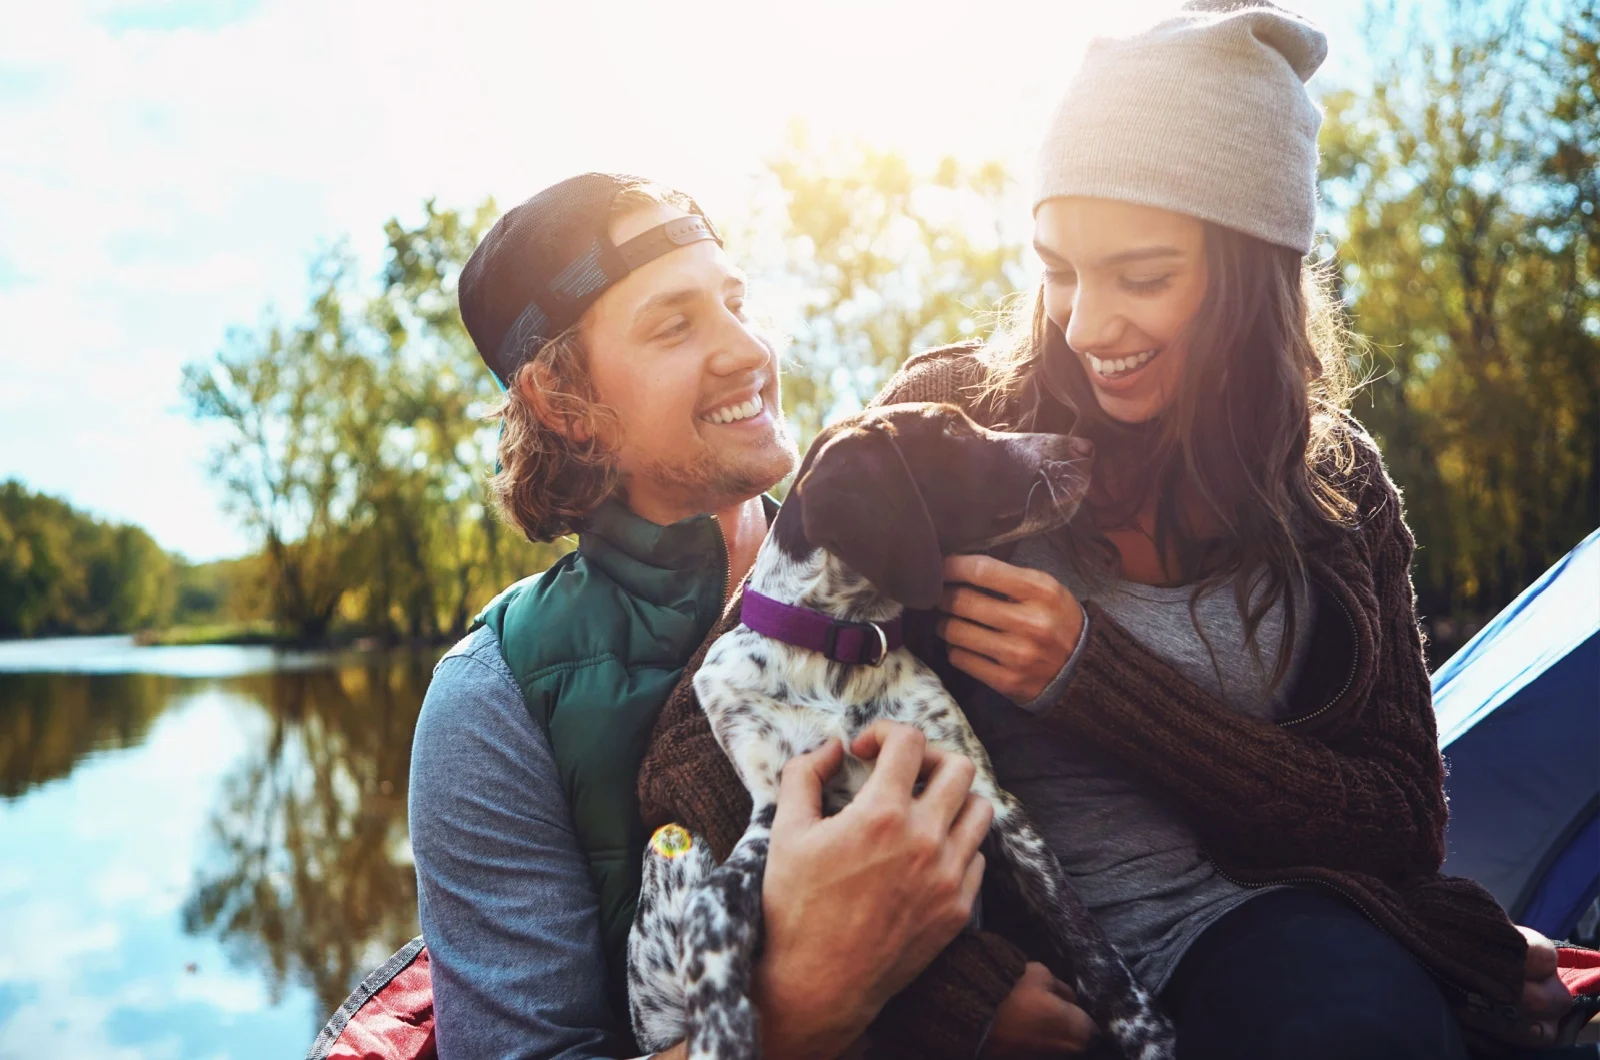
[{"xmin": 1094, "ymin": 246, "xmax": 1184, "ymax": 268}]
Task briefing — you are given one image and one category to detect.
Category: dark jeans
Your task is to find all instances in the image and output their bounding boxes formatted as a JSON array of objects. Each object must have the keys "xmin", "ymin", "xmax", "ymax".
[{"xmin": 1160, "ymin": 886, "xmax": 1595, "ymax": 1060}]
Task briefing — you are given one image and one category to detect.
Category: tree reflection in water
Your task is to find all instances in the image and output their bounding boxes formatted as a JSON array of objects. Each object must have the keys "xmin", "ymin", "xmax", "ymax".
[
  {"xmin": 0, "ymin": 670, "xmax": 176, "ymax": 797},
  {"xmin": 182, "ymin": 649, "xmax": 440, "ymax": 1022}
]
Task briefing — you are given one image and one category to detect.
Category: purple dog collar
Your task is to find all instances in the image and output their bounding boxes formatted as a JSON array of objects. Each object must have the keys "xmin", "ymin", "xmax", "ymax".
[{"xmin": 740, "ymin": 586, "xmax": 903, "ymax": 666}]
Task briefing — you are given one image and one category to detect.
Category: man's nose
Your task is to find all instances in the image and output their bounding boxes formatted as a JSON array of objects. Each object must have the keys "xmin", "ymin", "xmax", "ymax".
[{"xmin": 709, "ymin": 316, "xmax": 772, "ymax": 375}]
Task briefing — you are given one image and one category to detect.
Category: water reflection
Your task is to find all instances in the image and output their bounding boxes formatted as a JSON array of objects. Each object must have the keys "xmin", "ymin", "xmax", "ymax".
[{"xmin": 0, "ymin": 638, "xmax": 442, "ymax": 1057}]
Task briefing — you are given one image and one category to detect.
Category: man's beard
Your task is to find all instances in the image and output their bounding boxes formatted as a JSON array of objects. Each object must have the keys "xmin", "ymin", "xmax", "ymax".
[{"xmin": 636, "ymin": 421, "xmax": 799, "ymax": 516}]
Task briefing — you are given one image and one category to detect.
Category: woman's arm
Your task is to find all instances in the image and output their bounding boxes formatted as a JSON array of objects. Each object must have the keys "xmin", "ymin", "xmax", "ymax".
[{"xmin": 938, "ymin": 443, "xmax": 1448, "ymax": 879}]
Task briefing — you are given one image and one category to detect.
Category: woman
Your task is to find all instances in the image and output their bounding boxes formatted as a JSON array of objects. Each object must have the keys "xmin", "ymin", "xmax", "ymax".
[{"xmin": 640, "ymin": 2, "xmax": 1579, "ymax": 1057}]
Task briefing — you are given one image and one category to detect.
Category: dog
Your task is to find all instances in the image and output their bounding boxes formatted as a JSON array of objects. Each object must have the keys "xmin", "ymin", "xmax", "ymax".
[{"xmin": 626, "ymin": 402, "xmax": 1176, "ymax": 1060}]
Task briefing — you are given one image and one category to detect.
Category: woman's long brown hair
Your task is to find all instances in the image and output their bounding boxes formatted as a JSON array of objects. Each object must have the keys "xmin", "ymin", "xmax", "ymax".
[{"xmin": 976, "ymin": 222, "xmax": 1359, "ymax": 689}]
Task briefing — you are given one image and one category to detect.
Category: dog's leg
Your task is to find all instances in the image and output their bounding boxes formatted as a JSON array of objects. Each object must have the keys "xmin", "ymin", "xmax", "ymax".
[
  {"xmin": 894, "ymin": 683, "xmax": 1174, "ymax": 1060},
  {"xmin": 680, "ymin": 802, "xmax": 777, "ymax": 1060},
  {"xmin": 629, "ymin": 823, "xmax": 717, "ymax": 1050},
  {"xmin": 983, "ymin": 786, "xmax": 1175, "ymax": 1060}
]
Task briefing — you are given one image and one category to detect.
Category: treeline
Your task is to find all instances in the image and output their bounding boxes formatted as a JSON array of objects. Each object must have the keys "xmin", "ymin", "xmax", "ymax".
[
  {"xmin": 15, "ymin": 2, "xmax": 1592, "ymax": 648},
  {"xmin": 0, "ymin": 480, "xmax": 258, "ymax": 637}
]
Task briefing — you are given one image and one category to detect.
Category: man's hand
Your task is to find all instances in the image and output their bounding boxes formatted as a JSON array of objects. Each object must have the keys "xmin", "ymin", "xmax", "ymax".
[
  {"xmin": 982, "ymin": 962, "xmax": 1100, "ymax": 1057},
  {"xmin": 755, "ymin": 721, "xmax": 993, "ymax": 1060},
  {"xmin": 937, "ymin": 555, "xmax": 1085, "ymax": 703}
]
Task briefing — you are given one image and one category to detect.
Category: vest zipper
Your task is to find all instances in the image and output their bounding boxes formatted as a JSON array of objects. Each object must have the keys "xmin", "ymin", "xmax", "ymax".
[
  {"xmin": 1204, "ymin": 856, "xmax": 1518, "ymax": 1024},
  {"xmin": 1277, "ymin": 583, "xmax": 1360, "ymax": 729},
  {"xmin": 710, "ymin": 514, "xmax": 732, "ymax": 605}
]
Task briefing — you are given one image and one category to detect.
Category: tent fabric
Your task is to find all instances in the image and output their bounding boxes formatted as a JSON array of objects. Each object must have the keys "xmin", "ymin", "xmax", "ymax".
[{"xmin": 1436, "ymin": 529, "xmax": 1600, "ymax": 938}]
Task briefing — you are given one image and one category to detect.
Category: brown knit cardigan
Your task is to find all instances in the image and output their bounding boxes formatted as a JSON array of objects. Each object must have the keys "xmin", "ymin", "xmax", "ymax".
[{"xmin": 637, "ymin": 345, "xmax": 1529, "ymax": 1057}]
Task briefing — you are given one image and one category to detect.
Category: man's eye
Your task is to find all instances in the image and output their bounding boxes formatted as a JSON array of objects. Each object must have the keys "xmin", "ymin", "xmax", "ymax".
[
  {"xmin": 1124, "ymin": 275, "xmax": 1173, "ymax": 294},
  {"xmin": 655, "ymin": 317, "xmax": 691, "ymax": 341},
  {"xmin": 727, "ymin": 299, "xmax": 746, "ymax": 320}
]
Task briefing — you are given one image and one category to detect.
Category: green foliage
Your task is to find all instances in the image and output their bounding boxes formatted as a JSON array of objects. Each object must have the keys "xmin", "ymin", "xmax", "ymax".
[
  {"xmin": 182, "ymin": 201, "xmax": 567, "ymax": 643},
  {"xmin": 750, "ymin": 125, "xmax": 1028, "ymax": 447},
  {"xmin": 1320, "ymin": 0, "xmax": 1599, "ymax": 621},
  {"xmin": 0, "ymin": 480, "xmax": 178, "ymax": 637}
]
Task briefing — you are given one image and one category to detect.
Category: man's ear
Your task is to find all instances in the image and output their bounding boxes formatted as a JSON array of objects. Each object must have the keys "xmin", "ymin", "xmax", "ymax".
[
  {"xmin": 516, "ymin": 362, "xmax": 592, "ymax": 443},
  {"xmin": 795, "ymin": 427, "xmax": 943, "ymax": 610}
]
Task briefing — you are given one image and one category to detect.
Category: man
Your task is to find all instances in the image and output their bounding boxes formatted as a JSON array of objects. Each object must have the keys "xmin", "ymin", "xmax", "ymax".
[{"xmin": 409, "ymin": 174, "xmax": 1015, "ymax": 1059}]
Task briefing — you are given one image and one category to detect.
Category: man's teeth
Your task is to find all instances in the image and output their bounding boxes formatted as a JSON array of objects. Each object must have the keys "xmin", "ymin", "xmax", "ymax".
[
  {"xmin": 705, "ymin": 396, "xmax": 764, "ymax": 424},
  {"xmin": 1089, "ymin": 349, "xmax": 1160, "ymax": 377}
]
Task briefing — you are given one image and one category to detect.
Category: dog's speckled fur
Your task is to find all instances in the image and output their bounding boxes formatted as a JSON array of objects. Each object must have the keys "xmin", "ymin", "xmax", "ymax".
[{"xmin": 627, "ymin": 404, "xmax": 1175, "ymax": 1060}]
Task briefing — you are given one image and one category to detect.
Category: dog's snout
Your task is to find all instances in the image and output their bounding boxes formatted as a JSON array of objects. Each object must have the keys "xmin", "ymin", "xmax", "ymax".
[{"xmin": 1066, "ymin": 436, "xmax": 1094, "ymax": 462}]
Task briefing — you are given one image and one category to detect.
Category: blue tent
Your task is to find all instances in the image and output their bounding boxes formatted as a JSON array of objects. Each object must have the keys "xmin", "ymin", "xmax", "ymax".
[{"xmin": 1435, "ymin": 528, "xmax": 1600, "ymax": 941}]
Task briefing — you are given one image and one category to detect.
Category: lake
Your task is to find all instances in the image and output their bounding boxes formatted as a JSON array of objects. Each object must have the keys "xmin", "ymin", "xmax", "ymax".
[{"xmin": 0, "ymin": 635, "xmax": 446, "ymax": 1059}]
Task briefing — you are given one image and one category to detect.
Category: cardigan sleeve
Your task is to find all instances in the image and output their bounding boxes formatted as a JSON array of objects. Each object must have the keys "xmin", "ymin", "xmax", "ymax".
[{"xmin": 1029, "ymin": 433, "xmax": 1449, "ymax": 879}]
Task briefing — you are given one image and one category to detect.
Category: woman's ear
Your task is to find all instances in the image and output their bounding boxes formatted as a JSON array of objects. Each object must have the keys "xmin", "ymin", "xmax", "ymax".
[{"xmin": 517, "ymin": 362, "xmax": 593, "ymax": 443}]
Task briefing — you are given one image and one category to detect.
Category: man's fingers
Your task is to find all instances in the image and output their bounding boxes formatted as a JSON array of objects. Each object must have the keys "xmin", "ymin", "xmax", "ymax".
[
  {"xmin": 946, "ymin": 790, "xmax": 995, "ymax": 859},
  {"xmin": 772, "ymin": 738, "xmax": 842, "ymax": 832},
  {"xmin": 851, "ymin": 721, "xmax": 928, "ymax": 806},
  {"xmin": 918, "ymin": 747, "xmax": 980, "ymax": 825},
  {"xmin": 957, "ymin": 849, "xmax": 986, "ymax": 911}
]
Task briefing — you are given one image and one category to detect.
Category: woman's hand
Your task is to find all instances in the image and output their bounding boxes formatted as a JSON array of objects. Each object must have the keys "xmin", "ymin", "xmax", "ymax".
[
  {"xmin": 937, "ymin": 555, "xmax": 1085, "ymax": 703},
  {"xmin": 1459, "ymin": 925, "xmax": 1576, "ymax": 1051},
  {"xmin": 1513, "ymin": 925, "xmax": 1575, "ymax": 1047},
  {"xmin": 982, "ymin": 962, "xmax": 1100, "ymax": 1057},
  {"xmin": 755, "ymin": 722, "xmax": 993, "ymax": 1060}
]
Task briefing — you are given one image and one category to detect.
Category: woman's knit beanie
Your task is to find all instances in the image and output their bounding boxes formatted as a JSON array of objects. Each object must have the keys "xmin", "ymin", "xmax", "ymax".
[{"xmin": 1034, "ymin": 0, "xmax": 1327, "ymax": 254}]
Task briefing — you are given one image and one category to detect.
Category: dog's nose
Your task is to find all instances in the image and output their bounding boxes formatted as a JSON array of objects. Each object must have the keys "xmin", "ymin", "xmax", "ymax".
[{"xmin": 1067, "ymin": 436, "xmax": 1095, "ymax": 461}]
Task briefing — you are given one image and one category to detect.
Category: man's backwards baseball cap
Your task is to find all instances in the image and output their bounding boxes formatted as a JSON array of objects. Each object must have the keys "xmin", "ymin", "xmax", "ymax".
[{"xmin": 458, "ymin": 172, "xmax": 721, "ymax": 388}]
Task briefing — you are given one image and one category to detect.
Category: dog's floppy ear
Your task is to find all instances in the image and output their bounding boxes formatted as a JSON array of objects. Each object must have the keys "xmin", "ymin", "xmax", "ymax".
[{"xmin": 795, "ymin": 425, "xmax": 943, "ymax": 610}]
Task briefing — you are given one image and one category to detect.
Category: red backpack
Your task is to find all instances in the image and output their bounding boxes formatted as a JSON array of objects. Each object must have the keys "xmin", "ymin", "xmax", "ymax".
[{"xmin": 305, "ymin": 937, "xmax": 435, "ymax": 1060}]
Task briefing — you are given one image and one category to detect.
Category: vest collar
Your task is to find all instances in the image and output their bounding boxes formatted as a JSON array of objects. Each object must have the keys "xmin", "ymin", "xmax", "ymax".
[{"xmin": 576, "ymin": 495, "xmax": 780, "ymax": 607}]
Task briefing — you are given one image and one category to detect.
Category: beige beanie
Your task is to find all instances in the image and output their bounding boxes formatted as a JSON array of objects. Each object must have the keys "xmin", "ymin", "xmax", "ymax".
[{"xmin": 1034, "ymin": 0, "xmax": 1327, "ymax": 254}]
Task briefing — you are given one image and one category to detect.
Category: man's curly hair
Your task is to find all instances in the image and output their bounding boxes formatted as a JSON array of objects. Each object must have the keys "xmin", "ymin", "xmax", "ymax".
[{"xmin": 486, "ymin": 184, "xmax": 693, "ymax": 542}]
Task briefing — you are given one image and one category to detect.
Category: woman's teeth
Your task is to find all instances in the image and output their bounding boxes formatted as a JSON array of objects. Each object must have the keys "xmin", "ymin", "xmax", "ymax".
[
  {"xmin": 1089, "ymin": 349, "xmax": 1160, "ymax": 378},
  {"xmin": 704, "ymin": 396, "xmax": 764, "ymax": 424}
]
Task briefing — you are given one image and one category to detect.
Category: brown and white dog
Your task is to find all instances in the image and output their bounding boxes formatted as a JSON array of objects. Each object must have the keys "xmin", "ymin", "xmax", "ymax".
[{"xmin": 626, "ymin": 402, "xmax": 1175, "ymax": 1060}]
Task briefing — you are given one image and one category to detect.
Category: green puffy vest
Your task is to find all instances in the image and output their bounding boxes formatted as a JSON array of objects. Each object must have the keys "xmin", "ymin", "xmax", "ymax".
[{"xmin": 475, "ymin": 495, "xmax": 774, "ymax": 1015}]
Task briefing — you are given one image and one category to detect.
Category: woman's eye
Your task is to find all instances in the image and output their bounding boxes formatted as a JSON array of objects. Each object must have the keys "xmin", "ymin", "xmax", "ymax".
[
  {"xmin": 1124, "ymin": 275, "xmax": 1173, "ymax": 294},
  {"xmin": 1044, "ymin": 268, "xmax": 1077, "ymax": 286},
  {"xmin": 727, "ymin": 299, "xmax": 746, "ymax": 320}
]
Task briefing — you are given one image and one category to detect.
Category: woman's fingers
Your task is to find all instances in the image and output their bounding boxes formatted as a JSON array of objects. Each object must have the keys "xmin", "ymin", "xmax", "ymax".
[
  {"xmin": 1517, "ymin": 925, "xmax": 1560, "ymax": 980},
  {"xmin": 944, "ymin": 554, "xmax": 1057, "ymax": 601},
  {"xmin": 947, "ymin": 646, "xmax": 1029, "ymax": 699},
  {"xmin": 939, "ymin": 614, "xmax": 1020, "ymax": 664}
]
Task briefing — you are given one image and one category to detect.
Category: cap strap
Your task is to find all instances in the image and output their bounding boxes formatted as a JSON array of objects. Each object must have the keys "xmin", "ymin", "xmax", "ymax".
[{"xmin": 614, "ymin": 214, "xmax": 720, "ymax": 270}]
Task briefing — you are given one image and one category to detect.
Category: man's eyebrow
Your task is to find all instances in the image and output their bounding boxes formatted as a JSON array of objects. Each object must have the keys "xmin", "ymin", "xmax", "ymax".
[{"xmin": 631, "ymin": 288, "xmax": 700, "ymax": 328}]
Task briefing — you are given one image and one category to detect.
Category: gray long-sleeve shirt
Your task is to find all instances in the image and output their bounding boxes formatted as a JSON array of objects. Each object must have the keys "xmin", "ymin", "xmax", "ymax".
[{"xmin": 410, "ymin": 626, "xmax": 637, "ymax": 1060}]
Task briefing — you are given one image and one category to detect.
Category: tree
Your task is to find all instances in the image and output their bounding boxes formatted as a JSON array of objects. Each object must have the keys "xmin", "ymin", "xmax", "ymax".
[
  {"xmin": 746, "ymin": 127, "xmax": 1029, "ymax": 447},
  {"xmin": 1319, "ymin": 0, "xmax": 1599, "ymax": 623}
]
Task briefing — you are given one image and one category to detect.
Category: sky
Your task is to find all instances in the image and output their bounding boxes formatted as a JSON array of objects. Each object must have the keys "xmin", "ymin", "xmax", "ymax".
[{"xmin": 0, "ymin": 0, "xmax": 1363, "ymax": 561}]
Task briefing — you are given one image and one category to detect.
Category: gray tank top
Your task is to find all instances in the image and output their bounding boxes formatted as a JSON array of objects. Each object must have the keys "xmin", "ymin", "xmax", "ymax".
[{"xmin": 969, "ymin": 532, "xmax": 1316, "ymax": 993}]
